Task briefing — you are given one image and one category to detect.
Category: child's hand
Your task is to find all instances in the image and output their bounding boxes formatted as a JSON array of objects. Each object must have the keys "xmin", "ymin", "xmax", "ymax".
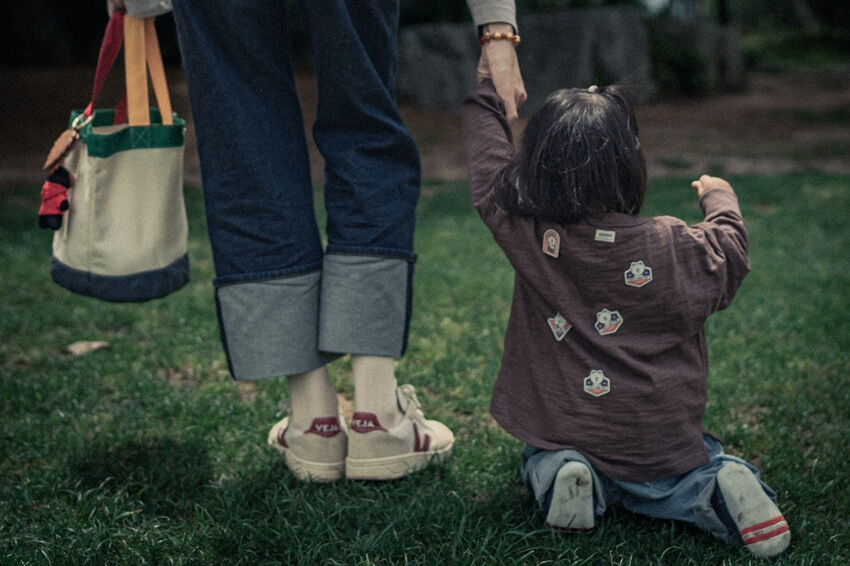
[{"xmin": 691, "ymin": 175, "xmax": 734, "ymax": 198}]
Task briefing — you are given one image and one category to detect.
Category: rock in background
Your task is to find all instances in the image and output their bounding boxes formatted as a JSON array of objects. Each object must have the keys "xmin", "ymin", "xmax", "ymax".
[
  {"xmin": 397, "ymin": 7, "xmax": 656, "ymax": 112},
  {"xmin": 396, "ymin": 7, "xmax": 745, "ymax": 112}
]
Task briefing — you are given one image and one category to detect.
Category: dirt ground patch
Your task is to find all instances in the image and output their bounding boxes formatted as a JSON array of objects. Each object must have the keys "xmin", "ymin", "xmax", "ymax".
[{"xmin": 2, "ymin": 67, "xmax": 848, "ymax": 190}]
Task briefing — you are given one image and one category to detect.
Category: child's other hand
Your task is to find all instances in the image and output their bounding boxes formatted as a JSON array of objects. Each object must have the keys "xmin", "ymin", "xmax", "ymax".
[{"xmin": 691, "ymin": 175, "xmax": 734, "ymax": 198}]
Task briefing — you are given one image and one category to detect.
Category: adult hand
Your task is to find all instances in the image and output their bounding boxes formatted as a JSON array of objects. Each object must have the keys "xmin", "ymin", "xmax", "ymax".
[
  {"xmin": 477, "ymin": 23, "xmax": 527, "ymax": 122},
  {"xmin": 691, "ymin": 175, "xmax": 734, "ymax": 198},
  {"xmin": 107, "ymin": 0, "xmax": 172, "ymax": 18},
  {"xmin": 106, "ymin": 0, "xmax": 124, "ymax": 16}
]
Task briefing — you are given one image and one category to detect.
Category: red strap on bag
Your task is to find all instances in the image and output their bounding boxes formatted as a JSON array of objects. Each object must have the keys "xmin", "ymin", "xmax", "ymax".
[
  {"xmin": 82, "ymin": 9, "xmax": 173, "ymax": 127},
  {"xmin": 83, "ymin": 10, "xmax": 125, "ymax": 121}
]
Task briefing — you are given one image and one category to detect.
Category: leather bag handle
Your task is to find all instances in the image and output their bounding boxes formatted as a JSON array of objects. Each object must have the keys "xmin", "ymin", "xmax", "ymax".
[{"xmin": 84, "ymin": 9, "xmax": 173, "ymax": 126}]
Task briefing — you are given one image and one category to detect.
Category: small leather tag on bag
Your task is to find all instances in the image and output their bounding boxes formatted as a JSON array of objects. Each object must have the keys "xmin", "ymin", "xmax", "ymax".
[{"xmin": 43, "ymin": 129, "xmax": 80, "ymax": 174}]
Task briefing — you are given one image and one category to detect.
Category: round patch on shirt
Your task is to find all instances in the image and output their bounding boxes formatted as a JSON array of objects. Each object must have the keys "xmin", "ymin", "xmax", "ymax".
[
  {"xmin": 594, "ymin": 309, "xmax": 623, "ymax": 336},
  {"xmin": 584, "ymin": 370, "xmax": 611, "ymax": 397},
  {"xmin": 624, "ymin": 260, "xmax": 653, "ymax": 288}
]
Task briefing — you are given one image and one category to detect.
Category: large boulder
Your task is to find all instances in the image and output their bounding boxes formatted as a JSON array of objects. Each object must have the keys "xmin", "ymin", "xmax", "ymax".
[
  {"xmin": 396, "ymin": 23, "xmax": 480, "ymax": 112},
  {"xmin": 654, "ymin": 17, "xmax": 745, "ymax": 92},
  {"xmin": 397, "ymin": 7, "xmax": 658, "ymax": 113},
  {"xmin": 518, "ymin": 7, "xmax": 658, "ymax": 108}
]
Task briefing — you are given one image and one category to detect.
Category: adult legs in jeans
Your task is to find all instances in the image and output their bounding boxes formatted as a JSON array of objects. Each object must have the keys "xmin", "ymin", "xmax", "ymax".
[
  {"xmin": 301, "ymin": 2, "xmax": 453, "ymax": 478},
  {"xmin": 172, "ymin": 0, "xmax": 329, "ymax": 380},
  {"xmin": 172, "ymin": 0, "xmax": 452, "ymax": 480},
  {"xmin": 302, "ymin": 0, "xmax": 420, "ymax": 428}
]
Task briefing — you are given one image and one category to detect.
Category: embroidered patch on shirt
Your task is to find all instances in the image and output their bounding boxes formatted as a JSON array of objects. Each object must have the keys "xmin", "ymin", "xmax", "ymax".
[
  {"xmin": 547, "ymin": 313, "xmax": 572, "ymax": 341},
  {"xmin": 624, "ymin": 260, "xmax": 653, "ymax": 288},
  {"xmin": 594, "ymin": 229, "xmax": 616, "ymax": 243},
  {"xmin": 594, "ymin": 308, "xmax": 623, "ymax": 336},
  {"xmin": 542, "ymin": 229, "xmax": 560, "ymax": 258},
  {"xmin": 584, "ymin": 369, "xmax": 611, "ymax": 397}
]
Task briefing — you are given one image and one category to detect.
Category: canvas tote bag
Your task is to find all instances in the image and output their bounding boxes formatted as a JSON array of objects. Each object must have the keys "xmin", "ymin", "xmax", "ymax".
[{"xmin": 51, "ymin": 11, "xmax": 188, "ymax": 302}]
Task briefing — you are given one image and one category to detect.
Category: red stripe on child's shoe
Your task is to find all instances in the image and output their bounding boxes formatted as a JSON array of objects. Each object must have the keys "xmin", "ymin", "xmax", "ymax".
[
  {"xmin": 744, "ymin": 524, "xmax": 791, "ymax": 545},
  {"xmin": 741, "ymin": 515, "xmax": 790, "ymax": 545}
]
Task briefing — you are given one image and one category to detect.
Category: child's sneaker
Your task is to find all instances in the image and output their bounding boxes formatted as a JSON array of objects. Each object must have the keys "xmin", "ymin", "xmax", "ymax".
[
  {"xmin": 345, "ymin": 384, "xmax": 454, "ymax": 480},
  {"xmin": 545, "ymin": 461, "xmax": 596, "ymax": 533},
  {"xmin": 716, "ymin": 463, "xmax": 790, "ymax": 558},
  {"xmin": 267, "ymin": 415, "xmax": 347, "ymax": 483}
]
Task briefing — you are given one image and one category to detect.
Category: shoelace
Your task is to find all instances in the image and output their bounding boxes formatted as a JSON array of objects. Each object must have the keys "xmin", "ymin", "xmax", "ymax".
[{"xmin": 397, "ymin": 384, "xmax": 427, "ymax": 423}]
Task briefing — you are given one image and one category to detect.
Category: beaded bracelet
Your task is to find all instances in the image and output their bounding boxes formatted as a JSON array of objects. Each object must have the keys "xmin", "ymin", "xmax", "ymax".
[{"xmin": 479, "ymin": 31, "xmax": 521, "ymax": 46}]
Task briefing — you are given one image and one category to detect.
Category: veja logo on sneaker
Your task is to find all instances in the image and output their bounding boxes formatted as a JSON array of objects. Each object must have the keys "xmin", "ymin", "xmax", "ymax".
[
  {"xmin": 351, "ymin": 412, "xmax": 388, "ymax": 433},
  {"xmin": 306, "ymin": 417, "xmax": 341, "ymax": 438}
]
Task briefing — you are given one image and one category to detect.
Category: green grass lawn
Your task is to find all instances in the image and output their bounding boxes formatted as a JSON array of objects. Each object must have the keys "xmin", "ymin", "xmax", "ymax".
[{"xmin": 1, "ymin": 172, "xmax": 848, "ymax": 565}]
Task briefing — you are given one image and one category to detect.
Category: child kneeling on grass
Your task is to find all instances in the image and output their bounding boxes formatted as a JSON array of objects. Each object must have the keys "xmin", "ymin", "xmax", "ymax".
[{"xmin": 460, "ymin": 77, "xmax": 790, "ymax": 559}]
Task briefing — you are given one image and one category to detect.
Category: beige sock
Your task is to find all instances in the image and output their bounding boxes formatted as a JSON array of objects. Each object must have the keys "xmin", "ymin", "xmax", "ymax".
[
  {"xmin": 287, "ymin": 365, "xmax": 339, "ymax": 431},
  {"xmin": 352, "ymin": 355, "xmax": 402, "ymax": 428}
]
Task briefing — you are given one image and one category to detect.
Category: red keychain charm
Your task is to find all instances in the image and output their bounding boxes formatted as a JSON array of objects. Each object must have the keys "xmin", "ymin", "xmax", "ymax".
[{"xmin": 39, "ymin": 113, "xmax": 92, "ymax": 230}]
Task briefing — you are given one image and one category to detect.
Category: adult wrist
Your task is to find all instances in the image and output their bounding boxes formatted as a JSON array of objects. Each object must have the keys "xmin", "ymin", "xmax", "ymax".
[
  {"xmin": 482, "ymin": 22, "xmax": 514, "ymax": 34},
  {"xmin": 480, "ymin": 22, "xmax": 520, "ymax": 46}
]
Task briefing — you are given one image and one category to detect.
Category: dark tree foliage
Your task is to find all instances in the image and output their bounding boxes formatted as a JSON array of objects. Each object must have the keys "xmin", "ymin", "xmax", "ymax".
[{"xmin": 1, "ymin": 0, "xmax": 847, "ymax": 66}]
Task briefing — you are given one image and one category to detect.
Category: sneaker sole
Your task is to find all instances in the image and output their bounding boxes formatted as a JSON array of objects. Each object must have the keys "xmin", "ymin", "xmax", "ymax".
[
  {"xmin": 545, "ymin": 461, "xmax": 596, "ymax": 533},
  {"xmin": 267, "ymin": 426, "xmax": 345, "ymax": 483},
  {"xmin": 284, "ymin": 449, "xmax": 345, "ymax": 483},
  {"xmin": 717, "ymin": 463, "xmax": 790, "ymax": 558},
  {"xmin": 345, "ymin": 444, "xmax": 453, "ymax": 481}
]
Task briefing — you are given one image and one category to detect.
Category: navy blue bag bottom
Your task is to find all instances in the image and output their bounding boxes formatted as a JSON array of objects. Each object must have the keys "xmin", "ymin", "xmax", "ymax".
[{"xmin": 51, "ymin": 253, "xmax": 189, "ymax": 303}]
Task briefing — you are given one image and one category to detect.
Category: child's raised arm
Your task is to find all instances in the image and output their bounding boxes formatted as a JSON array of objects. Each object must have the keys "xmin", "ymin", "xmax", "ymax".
[
  {"xmin": 691, "ymin": 174, "xmax": 750, "ymax": 313},
  {"xmin": 461, "ymin": 80, "xmax": 516, "ymax": 211}
]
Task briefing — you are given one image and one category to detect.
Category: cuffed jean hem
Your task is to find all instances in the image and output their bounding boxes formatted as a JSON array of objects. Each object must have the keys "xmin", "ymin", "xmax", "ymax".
[
  {"xmin": 521, "ymin": 435, "xmax": 777, "ymax": 543},
  {"xmin": 318, "ymin": 253, "xmax": 414, "ymax": 357},
  {"xmin": 216, "ymin": 271, "xmax": 339, "ymax": 380}
]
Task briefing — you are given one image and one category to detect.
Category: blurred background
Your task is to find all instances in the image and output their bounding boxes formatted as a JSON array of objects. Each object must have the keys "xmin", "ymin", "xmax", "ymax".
[{"xmin": 2, "ymin": 0, "xmax": 849, "ymax": 187}]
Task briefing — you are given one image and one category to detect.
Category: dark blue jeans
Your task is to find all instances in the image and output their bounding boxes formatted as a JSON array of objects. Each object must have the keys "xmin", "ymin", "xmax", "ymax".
[{"xmin": 173, "ymin": 0, "xmax": 420, "ymax": 379}]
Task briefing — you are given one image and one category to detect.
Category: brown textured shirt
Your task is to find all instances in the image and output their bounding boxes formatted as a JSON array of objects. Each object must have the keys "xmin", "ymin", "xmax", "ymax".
[{"xmin": 461, "ymin": 81, "xmax": 750, "ymax": 482}]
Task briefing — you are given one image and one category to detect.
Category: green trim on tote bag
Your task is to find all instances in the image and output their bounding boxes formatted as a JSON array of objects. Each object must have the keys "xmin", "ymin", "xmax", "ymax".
[{"xmin": 69, "ymin": 109, "xmax": 185, "ymax": 158}]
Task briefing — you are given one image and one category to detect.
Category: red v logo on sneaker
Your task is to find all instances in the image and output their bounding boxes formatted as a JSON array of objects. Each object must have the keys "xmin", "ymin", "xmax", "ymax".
[
  {"xmin": 413, "ymin": 423, "xmax": 431, "ymax": 452},
  {"xmin": 351, "ymin": 412, "xmax": 388, "ymax": 433}
]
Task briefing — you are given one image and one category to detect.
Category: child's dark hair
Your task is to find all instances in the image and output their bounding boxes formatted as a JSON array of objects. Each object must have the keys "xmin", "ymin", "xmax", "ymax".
[{"xmin": 496, "ymin": 85, "xmax": 647, "ymax": 224}]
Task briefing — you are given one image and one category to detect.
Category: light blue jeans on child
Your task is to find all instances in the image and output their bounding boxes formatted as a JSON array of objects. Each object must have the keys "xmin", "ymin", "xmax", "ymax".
[{"xmin": 521, "ymin": 435, "xmax": 778, "ymax": 542}]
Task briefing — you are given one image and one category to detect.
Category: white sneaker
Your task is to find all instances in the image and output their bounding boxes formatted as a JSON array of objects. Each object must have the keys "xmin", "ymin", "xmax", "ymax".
[
  {"xmin": 267, "ymin": 415, "xmax": 347, "ymax": 483},
  {"xmin": 346, "ymin": 384, "xmax": 454, "ymax": 480},
  {"xmin": 545, "ymin": 461, "xmax": 596, "ymax": 533},
  {"xmin": 716, "ymin": 463, "xmax": 790, "ymax": 558}
]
